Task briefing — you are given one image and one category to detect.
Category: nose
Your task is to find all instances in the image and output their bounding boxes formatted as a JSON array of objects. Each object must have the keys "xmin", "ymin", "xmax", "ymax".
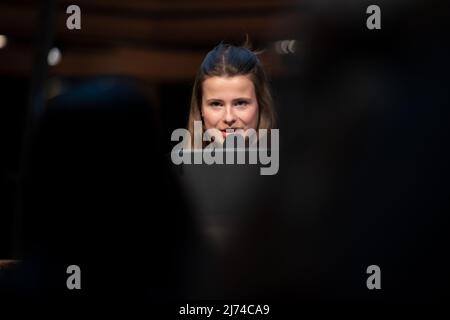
[{"xmin": 223, "ymin": 105, "xmax": 237, "ymax": 126}]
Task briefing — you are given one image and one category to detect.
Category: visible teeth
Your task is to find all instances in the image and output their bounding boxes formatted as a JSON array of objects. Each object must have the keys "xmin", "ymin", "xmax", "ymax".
[{"xmin": 221, "ymin": 128, "xmax": 242, "ymax": 133}]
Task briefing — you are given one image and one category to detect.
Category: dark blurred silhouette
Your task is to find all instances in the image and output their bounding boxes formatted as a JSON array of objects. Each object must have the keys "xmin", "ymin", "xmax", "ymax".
[
  {"xmin": 248, "ymin": 0, "xmax": 450, "ymax": 301},
  {"xmin": 2, "ymin": 77, "xmax": 199, "ymax": 305}
]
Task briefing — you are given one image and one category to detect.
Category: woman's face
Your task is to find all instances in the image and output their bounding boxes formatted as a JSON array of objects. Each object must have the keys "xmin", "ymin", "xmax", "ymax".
[{"xmin": 201, "ymin": 75, "xmax": 259, "ymax": 142}]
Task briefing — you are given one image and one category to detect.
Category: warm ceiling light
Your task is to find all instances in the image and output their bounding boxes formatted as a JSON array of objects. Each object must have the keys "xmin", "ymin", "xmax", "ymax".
[{"xmin": 0, "ymin": 35, "xmax": 8, "ymax": 49}]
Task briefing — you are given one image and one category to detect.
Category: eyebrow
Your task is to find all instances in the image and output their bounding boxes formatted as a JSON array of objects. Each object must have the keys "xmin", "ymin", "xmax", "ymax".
[{"xmin": 206, "ymin": 98, "xmax": 252, "ymax": 103}]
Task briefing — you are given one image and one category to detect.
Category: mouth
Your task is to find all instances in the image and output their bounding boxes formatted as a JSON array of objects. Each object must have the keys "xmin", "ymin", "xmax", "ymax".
[{"xmin": 220, "ymin": 128, "xmax": 243, "ymax": 138}]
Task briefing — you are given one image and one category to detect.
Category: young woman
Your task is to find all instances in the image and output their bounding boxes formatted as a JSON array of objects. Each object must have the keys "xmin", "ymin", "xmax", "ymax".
[{"xmin": 187, "ymin": 42, "xmax": 276, "ymax": 147}]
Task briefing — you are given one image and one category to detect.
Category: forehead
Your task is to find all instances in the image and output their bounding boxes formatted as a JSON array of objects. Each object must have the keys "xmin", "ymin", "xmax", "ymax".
[{"xmin": 202, "ymin": 75, "xmax": 255, "ymax": 99}]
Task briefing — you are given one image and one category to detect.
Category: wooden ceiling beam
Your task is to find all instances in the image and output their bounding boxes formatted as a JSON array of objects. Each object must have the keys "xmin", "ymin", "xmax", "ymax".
[
  {"xmin": 0, "ymin": 3, "xmax": 301, "ymax": 46},
  {"xmin": 0, "ymin": 46, "xmax": 287, "ymax": 81}
]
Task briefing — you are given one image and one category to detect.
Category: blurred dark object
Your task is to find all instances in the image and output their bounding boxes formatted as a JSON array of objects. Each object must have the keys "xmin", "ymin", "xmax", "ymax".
[
  {"xmin": 269, "ymin": 0, "xmax": 450, "ymax": 301},
  {"xmin": 1, "ymin": 77, "xmax": 197, "ymax": 304}
]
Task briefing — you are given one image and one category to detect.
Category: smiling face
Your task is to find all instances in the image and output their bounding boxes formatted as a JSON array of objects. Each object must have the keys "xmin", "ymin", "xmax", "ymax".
[{"xmin": 201, "ymin": 75, "xmax": 259, "ymax": 143}]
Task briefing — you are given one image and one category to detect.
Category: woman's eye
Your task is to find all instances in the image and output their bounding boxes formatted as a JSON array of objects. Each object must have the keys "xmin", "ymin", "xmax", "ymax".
[
  {"xmin": 235, "ymin": 100, "xmax": 249, "ymax": 107},
  {"xmin": 210, "ymin": 102, "xmax": 222, "ymax": 107}
]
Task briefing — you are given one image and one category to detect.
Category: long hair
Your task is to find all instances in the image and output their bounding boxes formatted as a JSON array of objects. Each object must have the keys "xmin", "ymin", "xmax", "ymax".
[{"xmin": 187, "ymin": 42, "xmax": 276, "ymax": 147}]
